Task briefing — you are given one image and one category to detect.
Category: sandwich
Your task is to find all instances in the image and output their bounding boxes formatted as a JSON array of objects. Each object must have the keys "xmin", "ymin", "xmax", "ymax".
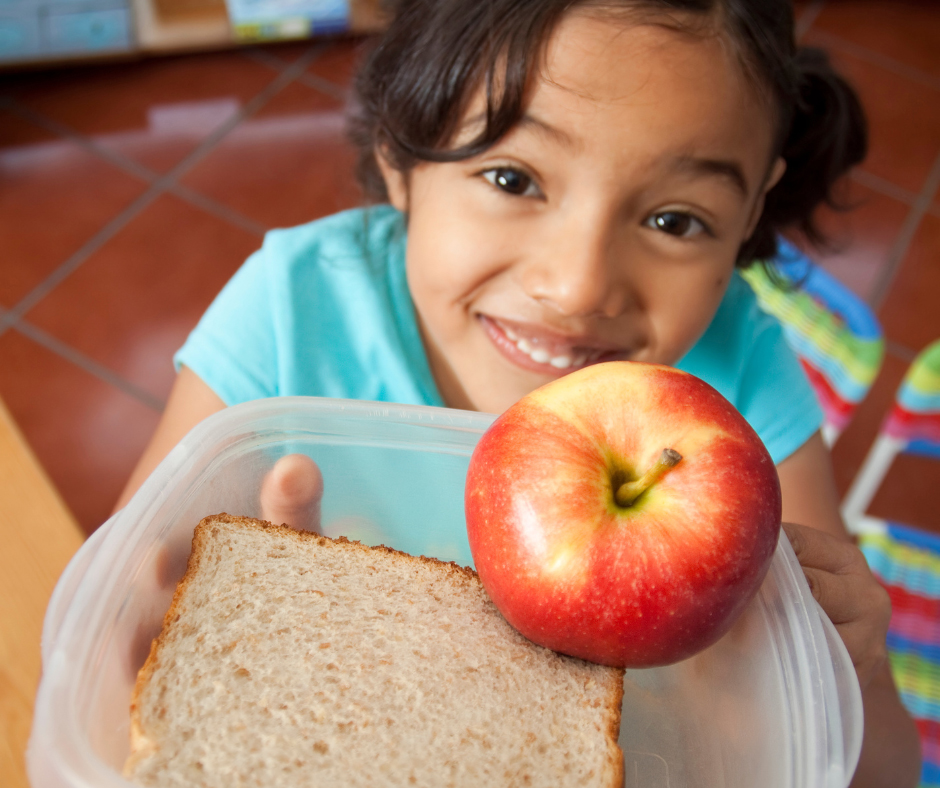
[{"xmin": 125, "ymin": 513, "xmax": 625, "ymax": 787}]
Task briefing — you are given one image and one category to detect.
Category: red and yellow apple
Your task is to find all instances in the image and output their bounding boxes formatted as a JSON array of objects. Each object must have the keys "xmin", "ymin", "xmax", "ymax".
[{"xmin": 464, "ymin": 361, "xmax": 781, "ymax": 668}]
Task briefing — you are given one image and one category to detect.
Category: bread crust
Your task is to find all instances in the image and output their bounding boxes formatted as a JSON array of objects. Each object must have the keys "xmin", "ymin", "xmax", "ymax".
[{"xmin": 126, "ymin": 513, "xmax": 625, "ymax": 787}]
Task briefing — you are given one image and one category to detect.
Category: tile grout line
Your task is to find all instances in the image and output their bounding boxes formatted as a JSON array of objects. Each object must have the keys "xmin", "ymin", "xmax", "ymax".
[
  {"xmin": 241, "ymin": 47, "xmax": 292, "ymax": 71},
  {"xmin": 6, "ymin": 100, "xmax": 161, "ymax": 184},
  {"xmin": 240, "ymin": 42, "xmax": 350, "ymax": 102},
  {"xmin": 166, "ymin": 183, "xmax": 269, "ymax": 237},
  {"xmin": 2, "ymin": 185, "xmax": 165, "ymax": 325},
  {"xmin": 795, "ymin": 0, "xmax": 827, "ymax": 41},
  {"xmin": 11, "ymin": 319, "xmax": 167, "ymax": 412},
  {"xmin": 6, "ymin": 99, "xmax": 272, "ymax": 236},
  {"xmin": 869, "ymin": 150, "xmax": 940, "ymax": 313},
  {"xmin": 3, "ymin": 43, "xmax": 326, "ymax": 345},
  {"xmin": 159, "ymin": 43, "xmax": 329, "ymax": 185},
  {"xmin": 850, "ymin": 169, "xmax": 919, "ymax": 208},
  {"xmin": 241, "ymin": 45, "xmax": 306, "ymax": 72},
  {"xmin": 0, "ymin": 45, "xmax": 328, "ymax": 409},
  {"xmin": 807, "ymin": 28, "xmax": 940, "ymax": 94},
  {"xmin": 294, "ymin": 71, "xmax": 350, "ymax": 103}
]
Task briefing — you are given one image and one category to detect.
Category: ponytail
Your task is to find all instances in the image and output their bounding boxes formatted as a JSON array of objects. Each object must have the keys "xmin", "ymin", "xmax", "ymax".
[{"xmin": 739, "ymin": 46, "xmax": 868, "ymax": 265}]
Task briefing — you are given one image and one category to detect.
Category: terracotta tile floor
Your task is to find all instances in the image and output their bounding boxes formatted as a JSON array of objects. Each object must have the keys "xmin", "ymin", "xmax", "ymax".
[{"xmin": 1, "ymin": 2, "xmax": 938, "ymax": 535}]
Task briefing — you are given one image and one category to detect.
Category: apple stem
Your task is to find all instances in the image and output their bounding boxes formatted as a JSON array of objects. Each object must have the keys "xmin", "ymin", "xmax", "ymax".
[{"xmin": 615, "ymin": 448, "xmax": 682, "ymax": 507}]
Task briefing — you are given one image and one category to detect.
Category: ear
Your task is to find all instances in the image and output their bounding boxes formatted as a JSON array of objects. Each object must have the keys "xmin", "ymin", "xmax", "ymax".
[
  {"xmin": 743, "ymin": 157, "xmax": 786, "ymax": 241},
  {"xmin": 375, "ymin": 146, "xmax": 409, "ymax": 213}
]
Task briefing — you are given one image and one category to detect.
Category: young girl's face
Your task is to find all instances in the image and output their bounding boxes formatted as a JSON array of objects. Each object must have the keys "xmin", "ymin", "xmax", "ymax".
[{"xmin": 381, "ymin": 10, "xmax": 785, "ymax": 414}]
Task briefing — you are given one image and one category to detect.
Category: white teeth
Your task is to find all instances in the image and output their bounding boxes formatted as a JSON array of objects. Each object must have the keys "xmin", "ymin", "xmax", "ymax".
[
  {"xmin": 500, "ymin": 322, "xmax": 598, "ymax": 369},
  {"xmin": 514, "ymin": 336, "xmax": 581, "ymax": 369}
]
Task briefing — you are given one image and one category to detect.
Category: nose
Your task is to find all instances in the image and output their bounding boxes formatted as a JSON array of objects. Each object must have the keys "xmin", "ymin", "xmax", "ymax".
[{"xmin": 520, "ymin": 211, "xmax": 633, "ymax": 319}]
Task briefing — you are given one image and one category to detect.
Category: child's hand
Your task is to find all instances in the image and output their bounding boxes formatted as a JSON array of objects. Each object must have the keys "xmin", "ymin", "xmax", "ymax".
[
  {"xmin": 782, "ymin": 521, "xmax": 891, "ymax": 691},
  {"xmin": 123, "ymin": 454, "xmax": 325, "ymax": 681},
  {"xmin": 260, "ymin": 454, "xmax": 324, "ymax": 534}
]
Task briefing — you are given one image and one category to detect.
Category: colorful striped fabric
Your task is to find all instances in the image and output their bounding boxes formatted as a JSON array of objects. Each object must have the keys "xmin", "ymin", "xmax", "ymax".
[
  {"xmin": 886, "ymin": 339, "xmax": 940, "ymax": 457},
  {"xmin": 842, "ymin": 338, "xmax": 940, "ymax": 533},
  {"xmin": 860, "ymin": 523, "xmax": 940, "ymax": 787},
  {"xmin": 744, "ymin": 240, "xmax": 885, "ymax": 441}
]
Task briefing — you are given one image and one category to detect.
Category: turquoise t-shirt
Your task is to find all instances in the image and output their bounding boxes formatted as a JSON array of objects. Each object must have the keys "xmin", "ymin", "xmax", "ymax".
[{"xmin": 175, "ymin": 205, "xmax": 822, "ymax": 464}]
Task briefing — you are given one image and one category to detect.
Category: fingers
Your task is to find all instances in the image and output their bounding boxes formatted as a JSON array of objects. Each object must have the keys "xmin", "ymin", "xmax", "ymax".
[
  {"xmin": 260, "ymin": 454, "xmax": 324, "ymax": 534},
  {"xmin": 782, "ymin": 521, "xmax": 855, "ymax": 573},
  {"xmin": 150, "ymin": 454, "xmax": 325, "ymax": 593},
  {"xmin": 127, "ymin": 456, "xmax": 325, "ymax": 681},
  {"xmin": 783, "ymin": 522, "xmax": 869, "ymax": 623},
  {"xmin": 831, "ymin": 618, "xmax": 890, "ymax": 691},
  {"xmin": 801, "ymin": 559, "xmax": 891, "ymax": 685},
  {"xmin": 783, "ymin": 522, "xmax": 891, "ymax": 690}
]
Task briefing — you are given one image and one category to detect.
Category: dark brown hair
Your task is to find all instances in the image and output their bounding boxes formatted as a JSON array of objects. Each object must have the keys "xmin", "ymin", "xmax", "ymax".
[{"xmin": 348, "ymin": 0, "xmax": 867, "ymax": 266}]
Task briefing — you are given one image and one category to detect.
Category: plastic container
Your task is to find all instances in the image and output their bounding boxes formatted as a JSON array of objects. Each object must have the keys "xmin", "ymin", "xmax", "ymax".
[{"xmin": 29, "ymin": 397, "xmax": 863, "ymax": 788}]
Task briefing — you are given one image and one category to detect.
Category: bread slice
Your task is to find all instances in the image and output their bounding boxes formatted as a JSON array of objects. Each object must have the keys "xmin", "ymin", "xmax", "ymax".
[{"xmin": 125, "ymin": 514, "xmax": 624, "ymax": 787}]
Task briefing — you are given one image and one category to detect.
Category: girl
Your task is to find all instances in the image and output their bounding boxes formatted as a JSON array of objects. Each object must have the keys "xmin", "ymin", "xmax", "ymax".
[{"xmin": 117, "ymin": 1, "xmax": 920, "ymax": 783}]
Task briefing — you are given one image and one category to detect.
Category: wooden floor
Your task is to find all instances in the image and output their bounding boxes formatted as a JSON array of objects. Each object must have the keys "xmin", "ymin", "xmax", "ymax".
[{"xmin": 0, "ymin": 397, "xmax": 84, "ymax": 788}]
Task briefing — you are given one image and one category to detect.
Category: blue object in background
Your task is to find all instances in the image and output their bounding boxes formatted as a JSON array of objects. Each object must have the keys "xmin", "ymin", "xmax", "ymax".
[
  {"xmin": 223, "ymin": 0, "xmax": 347, "ymax": 41},
  {"xmin": 0, "ymin": 0, "xmax": 133, "ymax": 63},
  {"xmin": 0, "ymin": 11, "xmax": 41, "ymax": 58},
  {"xmin": 44, "ymin": 5, "xmax": 131, "ymax": 52}
]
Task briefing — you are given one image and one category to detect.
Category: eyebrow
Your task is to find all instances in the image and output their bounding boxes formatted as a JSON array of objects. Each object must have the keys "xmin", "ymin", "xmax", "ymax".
[
  {"xmin": 516, "ymin": 113, "xmax": 576, "ymax": 148},
  {"xmin": 460, "ymin": 111, "xmax": 576, "ymax": 149},
  {"xmin": 671, "ymin": 155, "xmax": 750, "ymax": 198}
]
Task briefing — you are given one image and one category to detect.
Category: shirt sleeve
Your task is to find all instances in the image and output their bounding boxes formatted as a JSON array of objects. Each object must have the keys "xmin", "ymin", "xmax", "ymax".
[
  {"xmin": 174, "ymin": 246, "xmax": 279, "ymax": 406},
  {"xmin": 677, "ymin": 273, "xmax": 824, "ymax": 465},
  {"xmin": 735, "ymin": 316, "xmax": 824, "ymax": 465}
]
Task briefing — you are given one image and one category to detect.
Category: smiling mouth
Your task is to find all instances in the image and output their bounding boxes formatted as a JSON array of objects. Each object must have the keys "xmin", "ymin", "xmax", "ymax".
[{"xmin": 480, "ymin": 315, "xmax": 629, "ymax": 374}]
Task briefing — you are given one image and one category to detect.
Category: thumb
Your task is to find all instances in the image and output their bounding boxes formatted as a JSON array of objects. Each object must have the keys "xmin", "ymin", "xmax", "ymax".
[{"xmin": 260, "ymin": 454, "xmax": 324, "ymax": 534}]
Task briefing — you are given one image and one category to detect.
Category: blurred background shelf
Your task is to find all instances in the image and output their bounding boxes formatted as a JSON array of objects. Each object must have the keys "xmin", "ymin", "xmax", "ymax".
[
  {"xmin": 0, "ymin": 0, "xmax": 384, "ymax": 67},
  {"xmin": 0, "ymin": 0, "xmax": 136, "ymax": 67},
  {"xmin": 133, "ymin": 0, "xmax": 233, "ymax": 54}
]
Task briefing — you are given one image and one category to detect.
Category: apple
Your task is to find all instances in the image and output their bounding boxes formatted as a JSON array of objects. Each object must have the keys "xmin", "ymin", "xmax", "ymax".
[{"xmin": 464, "ymin": 361, "xmax": 781, "ymax": 668}]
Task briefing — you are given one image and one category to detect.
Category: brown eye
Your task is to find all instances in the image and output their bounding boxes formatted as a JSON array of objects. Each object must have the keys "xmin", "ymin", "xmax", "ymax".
[
  {"xmin": 483, "ymin": 167, "xmax": 540, "ymax": 197},
  {"xmin": 647, "ymin": 211, "xmax": 708, "ymax": 238}
]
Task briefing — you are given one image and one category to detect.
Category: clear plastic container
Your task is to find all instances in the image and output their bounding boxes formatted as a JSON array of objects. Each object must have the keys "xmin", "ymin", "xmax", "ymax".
[{"xmin": 28, "ymin": 397, "xmax": 863, "ymax": 788}]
